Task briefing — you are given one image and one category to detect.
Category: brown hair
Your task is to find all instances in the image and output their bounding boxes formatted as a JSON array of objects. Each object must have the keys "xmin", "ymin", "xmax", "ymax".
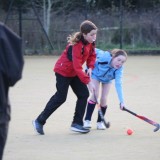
[
  {"xmin": 111, "ymin": 49, "xmax": 128, "ymax": 59},
  {"xmin": 67, "ymin": 20, "xmax": 97, "ymax": 45}
]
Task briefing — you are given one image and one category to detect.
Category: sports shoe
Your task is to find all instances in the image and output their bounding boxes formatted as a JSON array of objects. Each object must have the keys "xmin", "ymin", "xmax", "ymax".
[
  {"xmin": 32, "ymin": 119, "xmax": 44, "ymax": 135},
  {"xmin": 83, "ymin": 120, "xmax": 92, "ymax": 128},
  {"xmin": 97, "ymin": 122, "xmax": 106, "ymax": 130},
  {"xmin": 71, "ymin": 123, "xmax": 90, "ymax": 133}
]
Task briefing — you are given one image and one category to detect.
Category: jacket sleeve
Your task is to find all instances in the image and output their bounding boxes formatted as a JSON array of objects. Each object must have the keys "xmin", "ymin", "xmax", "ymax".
[
  {"xmin": 86, "ymin": 45, "xmax": 96, "ymax": 69},
  {"xmin": 0, "ymin": 23, "xmax": 24, "ymax": 86},
  {"xmin": 115, "ymin": 67, "xmax": 124, "ymax": 104},
  {"xmin": 72, "ymin": 43, "xmax": 93, "ymax": 84}
]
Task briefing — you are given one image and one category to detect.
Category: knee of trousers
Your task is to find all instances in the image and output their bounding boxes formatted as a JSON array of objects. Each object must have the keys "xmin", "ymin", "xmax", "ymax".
[
  {"xmin": 85, "ymin": 89, "xmax": 90, "ymax": 98},
  {"xmin": 58, "ymin": 97, "xmax": 67, "ymax": 104},
  {"xmin": 53, "ymin": 93, "xmax": 67, "ymax": 104},
  {"xmin": 81, "ymin": 91, "xmax": 89, "ymax": 100}
]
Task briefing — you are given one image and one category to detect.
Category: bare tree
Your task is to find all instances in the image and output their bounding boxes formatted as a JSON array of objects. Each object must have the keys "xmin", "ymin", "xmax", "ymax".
[{"xmin": 43, "ymin": 0, "xmax": 53, "ymax": 35}]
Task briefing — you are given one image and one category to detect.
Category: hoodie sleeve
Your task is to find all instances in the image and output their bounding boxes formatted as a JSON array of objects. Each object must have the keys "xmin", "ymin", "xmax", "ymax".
[
  {"xmin": 0, "ymin": 23, "xmax": 24, "ymax": 86},
  {"xmin": 115, "ymin": 67, "xmax": 124, "ymax": 104}
]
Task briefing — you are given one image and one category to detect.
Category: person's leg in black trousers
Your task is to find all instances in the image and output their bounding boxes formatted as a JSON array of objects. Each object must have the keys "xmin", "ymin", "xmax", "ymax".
[
  {"xmin": 70, "ymin": 76, "xmax": 89, "ymax": 126},
  {"xmin": 0, "ymin": 73, "xmax": 10, "ymax": 160},
  {"xmin": 0, "ymin": 123, "xmax": 9, "ymax": 160},
  {"xmin": 33, "ymin": 73, "xmax": 71, "ymax": 135}
]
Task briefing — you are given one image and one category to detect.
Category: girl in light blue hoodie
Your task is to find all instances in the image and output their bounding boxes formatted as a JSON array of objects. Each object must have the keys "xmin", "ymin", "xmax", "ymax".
[{"xmin": 84, "ymin": 48, "xmax": 128, "ymax": 130}]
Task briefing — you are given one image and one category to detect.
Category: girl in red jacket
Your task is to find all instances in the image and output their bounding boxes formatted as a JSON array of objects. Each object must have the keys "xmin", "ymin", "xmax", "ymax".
[{"xmin": 33, "ymin": 20, "xmax": 97, "ymax": 134}]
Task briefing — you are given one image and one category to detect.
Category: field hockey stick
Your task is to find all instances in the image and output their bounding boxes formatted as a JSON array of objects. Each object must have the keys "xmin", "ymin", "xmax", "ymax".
[
  {"xmin": 123, "ymin": 107, "xmax": 160, "ymax": 132},
  {"xmin": 93, "ymin": 91, "xmax": 110, "ymax": 128}
]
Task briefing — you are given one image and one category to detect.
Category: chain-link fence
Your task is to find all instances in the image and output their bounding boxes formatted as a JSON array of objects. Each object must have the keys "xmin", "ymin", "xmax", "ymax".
[{"xmin": 0, "ymin": 1, "xmax": 160, "ymax": 55}]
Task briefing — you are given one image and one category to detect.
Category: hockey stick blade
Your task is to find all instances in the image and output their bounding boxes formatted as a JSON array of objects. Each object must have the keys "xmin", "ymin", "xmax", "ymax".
[
  {"xmin": 153, "ymin": 124, "xmax": 160, "ymax": 132},
  {"xmin": 98, "ymin": 106, "xmax": 110, "ymax": 128},
  {"xmin": 123, "ymin": 107, "xmax": 160, "ymax": 132}
]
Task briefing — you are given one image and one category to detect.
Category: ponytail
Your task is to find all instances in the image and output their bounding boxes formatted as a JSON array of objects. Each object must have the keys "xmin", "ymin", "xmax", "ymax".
[{"xmin": 67, "ymin": 32, "xmax": 82, "ymax": 45}]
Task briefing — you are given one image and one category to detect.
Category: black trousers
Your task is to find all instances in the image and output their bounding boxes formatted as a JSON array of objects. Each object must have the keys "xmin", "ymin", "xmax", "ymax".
[
  {"xmin": 37, "ymin": 73, "xmax": 89, "ymax": 126},
  {"xmin": 0, "ymin": 72, "xmax": 10, "ymax": 160}
]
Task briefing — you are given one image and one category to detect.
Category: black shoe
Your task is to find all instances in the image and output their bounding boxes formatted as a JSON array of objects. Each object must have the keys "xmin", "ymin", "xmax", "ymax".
[
  {"xmin": 71, "ymin": 123, "xmax": 90, "ymax": 133},
  {"xmin": 32, "ymin": 119, "xmax": 44, "ymax": 135}
]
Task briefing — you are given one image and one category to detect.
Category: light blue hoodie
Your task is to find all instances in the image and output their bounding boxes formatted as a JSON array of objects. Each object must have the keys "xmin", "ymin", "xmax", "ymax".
[{"xmin": 92, "ymin": 48, "xmax": 124, "ymax": 104}]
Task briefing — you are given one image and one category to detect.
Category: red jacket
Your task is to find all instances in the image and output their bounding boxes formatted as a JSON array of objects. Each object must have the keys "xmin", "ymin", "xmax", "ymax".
[{"xmin": 54, "ymin": 41, "xmax": 96, "ymax": 84}]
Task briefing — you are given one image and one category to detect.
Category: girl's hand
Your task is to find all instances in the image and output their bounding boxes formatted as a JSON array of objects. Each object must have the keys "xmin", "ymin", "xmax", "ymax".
[
  {"xmin": 87, "ymin": 81, "xmax": 95, "ymax": 93},
  {"xmin": 120, "ymin": 103, "xmax": 125, "ymax": 110},
  {"xmin": 87, "ymin": 68, "xmax": 92, "ymax": 77}
]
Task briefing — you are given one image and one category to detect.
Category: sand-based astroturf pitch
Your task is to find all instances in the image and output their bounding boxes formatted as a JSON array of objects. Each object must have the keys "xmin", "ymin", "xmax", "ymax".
[{"xmin": 3, "ymin": 55, "xmax": 160, "ymax": 160}]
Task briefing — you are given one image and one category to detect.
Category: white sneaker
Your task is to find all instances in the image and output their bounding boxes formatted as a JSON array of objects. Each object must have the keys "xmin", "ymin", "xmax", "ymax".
[
  {"xmin": 97, "ymin": 122, "xmax": 106, "ymax": 130},
  {"xmin": 83, "ymin": 120, "xmax": 92, "ymax": 128}
]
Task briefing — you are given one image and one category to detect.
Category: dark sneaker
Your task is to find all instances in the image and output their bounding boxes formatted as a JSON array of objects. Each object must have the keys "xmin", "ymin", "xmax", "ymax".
[
  {"xmin": 71, "ymin": 123, "xmax": 90, "ymax": 133},
  {"xmin": 32, "ymin": 119, "xmax": 44, "ymax": 135}
]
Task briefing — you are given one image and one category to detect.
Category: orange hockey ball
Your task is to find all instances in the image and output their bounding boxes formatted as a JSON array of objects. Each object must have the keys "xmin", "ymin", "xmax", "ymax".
[{"xmin": 127, "ymin": 129, "xmax": 133, "ymax": 135}]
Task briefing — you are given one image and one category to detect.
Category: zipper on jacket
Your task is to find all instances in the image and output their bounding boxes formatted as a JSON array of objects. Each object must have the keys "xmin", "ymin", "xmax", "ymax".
[{"xmin": 103, "ymin": 68, "xmax": 112, "ymax": 77}]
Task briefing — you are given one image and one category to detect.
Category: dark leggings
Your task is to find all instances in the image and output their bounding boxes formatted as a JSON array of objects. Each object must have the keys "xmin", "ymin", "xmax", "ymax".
[
  {"xmin": 0, "ymin": 72, "xmax": 10, "ymax": 160},
  {"xmin": 37, "ymin": 73, "xmax": 89, "ymax": 126}
]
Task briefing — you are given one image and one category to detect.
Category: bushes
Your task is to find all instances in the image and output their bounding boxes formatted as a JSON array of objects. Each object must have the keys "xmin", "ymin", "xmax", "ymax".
[{"xmin": 111, "ymin": 23, "xmax": 160, "ymax": 47}]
